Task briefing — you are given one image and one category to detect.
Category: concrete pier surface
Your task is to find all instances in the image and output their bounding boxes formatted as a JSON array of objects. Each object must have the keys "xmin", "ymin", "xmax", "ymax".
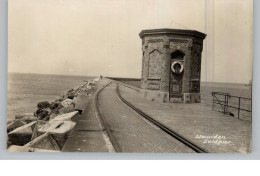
[
  {"xmin": 63, "ymin": 78, "xmax": 251, "ymax": 153},
  {"xmin": 98, "ymin": 82, "xmax": 195, "ymax": 153},
  {"xmin": 62, "ymin": 79, "xmax": 114, "ymax": 152},
  {"xmin": 118, "ymin": 82, "xmax": 251, "ymax": 153}
]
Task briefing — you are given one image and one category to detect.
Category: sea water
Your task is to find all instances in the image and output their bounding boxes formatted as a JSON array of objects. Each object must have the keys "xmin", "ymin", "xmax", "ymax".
[
  {"xmin": 7, "ymin": 74, "xmax": 252, "ymax": 121},
  {"xmin": 116, "ymin": 80, "xmax": 252, "ymax": 121},
  {"xmin": 7, "ymin": 73, "xmax": 95, "ymax": 121},
  {"xmin": 201, "ymin": 82, "xmax": 252, "ymax": 121}
]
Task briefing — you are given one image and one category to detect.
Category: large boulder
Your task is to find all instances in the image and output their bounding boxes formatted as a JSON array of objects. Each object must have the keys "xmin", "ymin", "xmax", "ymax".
[
  {"xmin": 7, "ymin": 145, "xmax": 33, "ymax": 152},
  {"xmin": 49, "ymin": 102, "xmax": 59, "ymax": 110},
  {"xmin": 67, "ymin": 91, "xmax": 77, "ymax": 99},
  {"xmin": 49, "ymin": 101, "xmax": 63, "ymax": 113},
  {"xmin": 60, "ymin": 90, "xmax": 72, "ymax": 100},
  {"xmin": 7, "ymin": 119, "xmax": 27, "ymax": 133},
  {"xmin": 75, "ymin": 93, "xmax": 89, "ymax": 111},
  {"xmin": 15, "ymin": 113, "xmax": 37, "ymax": 123},
  {"xmin": 50, "ymin": 111, "xmax": 79, "ymax": 122},
  {"xmin": 49, "ymin": 113, "xmax": 61, "ymax": 121},
  {"xmin": 55, "ymin": 98, "xmax": 63, "ymax": 102},
  {"xmin": 37, "ymin": 101, "xmax": 50, "ymax": 109},
  {"xmin": 8, "ymin": 121, "xmax": 37, "ymax": 145},
  {"xmin": 7, "ymin": 135, "xmax": 12, "ymax": 148},
  {"xmin": 59, "ymin": 103, "xmax": 75, "ymax": 114},
  {"xmin": 37, "ymin": 121, "xmax": 76, "ymax": 148},
  {"xmin": 34, "ymin": 109, "xmax": 50, "ymax": 121},
  {"xmin": 72, "ymin": 96, "xmax": 78, "ymax": 104},
  {"xmin": 15, "ymin": 112, "xmax": 35, "ymax": 119},
  {"xmin": 31, "ymin": 120, "xmax": 48, "ymax": 140},
  {"xmin": 60, "ymin": 99, "xmax": 73, "ymax": 108},
  {"xmin": 7, "ymin": 119, "xmax": 14, "ymax": 125},
  {"xmin": 7, "ymin": 145, "xmax": 59, "ymax": 152},
  {"xmin": 93, "ymin": 78, "xmax": 99, "ymax": 83},
  {"xmin": 25, "ymin": 133, "xmax": 61, "ymax": 151}
]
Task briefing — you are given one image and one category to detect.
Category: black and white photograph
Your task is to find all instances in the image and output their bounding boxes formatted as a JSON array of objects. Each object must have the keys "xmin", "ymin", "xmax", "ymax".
[{"xmin": 7, "ymin": 0, "xmax": 252, "ymax": 153}]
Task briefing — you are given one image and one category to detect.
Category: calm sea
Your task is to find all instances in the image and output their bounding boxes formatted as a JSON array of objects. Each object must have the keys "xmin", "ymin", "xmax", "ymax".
[
  {"xmin": 201, "ymin": 82, "xmax": 252, "ymax": 120},
  {"xmin": 116, "ymin": 80, "xmax": 252, "ymax": 121},
  {"xmin": 7, "ymin": 73, "xmax": 252, "ymax": 121},
  {"xmin": 7, "ymin": 73, "xmax": 95, "ymax": 121}
]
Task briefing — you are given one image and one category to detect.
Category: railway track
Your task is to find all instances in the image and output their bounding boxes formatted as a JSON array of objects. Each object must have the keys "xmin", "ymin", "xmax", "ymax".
[
  {"xmin": 116, "ymin": 83, "xmax": 209, "ymax": 153},
  {"xmin": 95, "ymin": 80, "xmax": 208, "ymax": 153},
  {"xmin": 116, "ymin": 82, "xmax": 141, "ymax": 92},
  {"xmin": 95, "ymin": 81, "xmax": 121, "ymax": 152}
]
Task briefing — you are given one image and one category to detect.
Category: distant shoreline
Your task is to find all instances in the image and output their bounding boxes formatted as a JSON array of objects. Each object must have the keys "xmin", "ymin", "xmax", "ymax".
[
  {"xmin": 8, "ymin": 72, "xmax": 251, "ymax": 85},
  {"xmin": 107, "ymin": 76, "xmax": 250, "ymax": 86},
  {"xmin": 7, "ymin": 72, "xmax": 98, "ymax": 78}
]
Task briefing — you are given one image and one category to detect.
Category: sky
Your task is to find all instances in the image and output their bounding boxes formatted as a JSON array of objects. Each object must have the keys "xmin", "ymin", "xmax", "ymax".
[{"xmin": 8, "ymin": 0, "xmax": 253, "ymax": 83}]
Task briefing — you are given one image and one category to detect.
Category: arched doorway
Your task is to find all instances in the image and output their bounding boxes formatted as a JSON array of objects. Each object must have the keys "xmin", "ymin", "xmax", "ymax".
[{"xmin": 170, "ymin": 50, "xmax": 185, "ymax": 99}]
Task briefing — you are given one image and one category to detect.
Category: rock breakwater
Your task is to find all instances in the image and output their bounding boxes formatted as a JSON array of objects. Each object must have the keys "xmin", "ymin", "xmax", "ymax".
[{"xmin": 7, "ymin": 77, "xmax": 100, "ymax": 152}]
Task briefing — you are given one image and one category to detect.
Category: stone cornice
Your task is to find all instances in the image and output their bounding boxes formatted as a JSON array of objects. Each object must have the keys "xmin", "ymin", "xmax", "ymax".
[{"xmin": 139, "ymin": 28, "xmax": 207, "ymax": 39}]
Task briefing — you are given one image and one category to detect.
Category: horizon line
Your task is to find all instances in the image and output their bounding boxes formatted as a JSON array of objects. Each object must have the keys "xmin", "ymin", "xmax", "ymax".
[{"xmin": 7, "ymin": 71, "xmax": 251, "ymax": 85}]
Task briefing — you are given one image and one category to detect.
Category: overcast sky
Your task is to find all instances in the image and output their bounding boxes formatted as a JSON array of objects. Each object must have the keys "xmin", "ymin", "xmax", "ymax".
[{"xmin": 8, "ymin": 0, "xmax": 252, "ymax": 83}]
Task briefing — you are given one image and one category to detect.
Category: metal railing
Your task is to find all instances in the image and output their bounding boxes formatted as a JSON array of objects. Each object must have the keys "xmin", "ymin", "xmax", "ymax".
[{"xmin": 212, "ymin": 92, "xmax": 251, "ymax": 119}]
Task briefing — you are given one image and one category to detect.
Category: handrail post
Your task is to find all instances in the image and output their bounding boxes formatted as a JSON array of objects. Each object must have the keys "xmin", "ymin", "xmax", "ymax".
[
  {"xmin": 211, "ymin": 91, "xmax": 251, "ymax": 121},
  {"xmin": 226, "ymin": 94, "xmax": 229, "ymax": 114},
  {"xmin": 224, "ymin": 95, "xmax": 226, "ymax": 114},
  {"xmin": 238, "ymin": 97, "xmax": 241, "ymax": 119},
  {"xmin": 212, "ymin": 92, "xmax": 214, "ymax": 111}
]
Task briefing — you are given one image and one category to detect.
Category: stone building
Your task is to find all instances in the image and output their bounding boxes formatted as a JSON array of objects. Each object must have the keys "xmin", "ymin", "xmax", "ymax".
[{"xmin": 139, "ymin": 28, "xmax": 206, "ymax": 103}]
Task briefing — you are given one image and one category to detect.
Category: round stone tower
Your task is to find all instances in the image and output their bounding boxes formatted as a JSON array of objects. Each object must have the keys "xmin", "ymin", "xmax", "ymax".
[{"xmin": 139, "ymin": 28, "xmax": 207, "ymax": 103}]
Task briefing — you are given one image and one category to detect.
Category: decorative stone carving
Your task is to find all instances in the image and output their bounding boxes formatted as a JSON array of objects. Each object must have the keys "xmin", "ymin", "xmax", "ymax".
[
  {"xmin": 147, "ymin": 39, "xmax": 164, "ymax": 43},
  {"xmin": 147, "ymin": 79, "xmax": 161, "ymax": 90},
  {"xmin": 169, "ymin": 39, "xmax": 188, "ymax": 43},
  {"xmin": 148, "ymin": 49, "xmax": 162, "ymax": 78}
]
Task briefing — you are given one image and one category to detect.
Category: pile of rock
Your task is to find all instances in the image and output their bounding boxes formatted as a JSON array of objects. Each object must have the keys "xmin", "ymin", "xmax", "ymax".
[
  {"xmin": 7, "ymin": 78, "xmax": 100, "ymax": 152},
  {"xmin": 70, "ymin": 79, "xmax": 98, "ymax": 95}
]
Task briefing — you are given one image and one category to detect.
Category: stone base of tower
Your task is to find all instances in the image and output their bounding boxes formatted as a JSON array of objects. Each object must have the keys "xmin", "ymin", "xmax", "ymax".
[
  {"xmin": 140, "ymin": 89, "xmax": 169, "ymax": 103},
  {"xmin": 183, "ymin": 93, "xmax": 201, "ymax": 103},
  {"xmin": 140, "ymin": 90, "xmax": 201, "ymax": 103}
]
